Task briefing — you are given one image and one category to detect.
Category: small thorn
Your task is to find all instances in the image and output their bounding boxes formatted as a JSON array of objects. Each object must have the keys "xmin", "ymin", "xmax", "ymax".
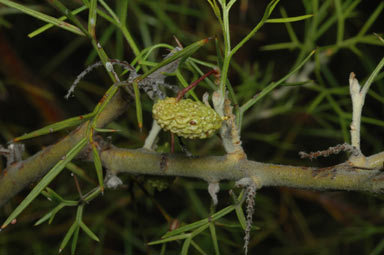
[{"xmin": 173, "ymin": 35, "xmax": 183, "ymax": 49}]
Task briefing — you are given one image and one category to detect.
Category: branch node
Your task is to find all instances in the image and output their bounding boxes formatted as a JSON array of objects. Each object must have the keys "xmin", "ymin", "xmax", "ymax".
[{"xmin": 160, "ymin": 153, "xmax": 169, "ymax": 172}]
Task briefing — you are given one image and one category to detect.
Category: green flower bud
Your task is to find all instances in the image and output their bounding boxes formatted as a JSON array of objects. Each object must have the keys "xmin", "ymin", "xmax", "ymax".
[{"xmin": 153, "ymin": 97, "xmax": 223, "ymax": 139}]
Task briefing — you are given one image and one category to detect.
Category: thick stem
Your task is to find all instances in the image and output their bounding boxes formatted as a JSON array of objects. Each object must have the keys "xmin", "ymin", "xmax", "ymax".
[
  {"xmin": 101, "ymin": 147, "xmax": 384, "ymax": 192},
  {"xmin": 0, "ymin": 90, "xmax": 129, "ymax": 207}
]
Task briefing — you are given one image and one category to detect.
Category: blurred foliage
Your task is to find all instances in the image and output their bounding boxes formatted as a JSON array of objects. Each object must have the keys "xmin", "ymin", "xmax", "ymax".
[{"xmin": 0, "ymin": 0, "xmax": 383, "ymax": 254}]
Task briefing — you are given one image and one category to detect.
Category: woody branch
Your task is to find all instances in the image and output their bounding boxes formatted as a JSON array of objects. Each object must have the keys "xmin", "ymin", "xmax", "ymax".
[{"xmin": 1, "ymin": 73, "xmax": 384, "ymax": 208}]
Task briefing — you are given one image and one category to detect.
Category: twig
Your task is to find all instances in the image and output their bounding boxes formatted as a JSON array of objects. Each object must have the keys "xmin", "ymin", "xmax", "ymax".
[
  {"xmin": 299, "ymin": 143, "xmax": 359, "ymax": 160},
  {"xmin": 143, "ymin": 120, "xmax": 162, "ymax": 150},
  {"xmin": 349, "ymin": 72, "xmax": 364, "ymax": 153}
]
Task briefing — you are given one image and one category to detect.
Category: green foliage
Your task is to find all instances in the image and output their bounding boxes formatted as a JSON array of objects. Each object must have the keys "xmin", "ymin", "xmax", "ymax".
[
  {"xmin": 2, "ymin": 138, "xmax": 88, "ymax": 229},
  {"xmin": 0, "ymin": 0, "xmax": 383, "ymax": 254}
]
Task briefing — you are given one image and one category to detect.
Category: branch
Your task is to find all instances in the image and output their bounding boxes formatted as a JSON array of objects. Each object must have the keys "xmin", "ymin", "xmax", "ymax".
[
  {"xmin": 0, "ymin": 90, "xmax": 129, "ymax": 207},
  {"xmin": 1, "ymin": 69, "xmax": 383, "ymax": 208},
  {"xmin": 101, "ymin": 146, "xmax": 384, "ymax": 192}
]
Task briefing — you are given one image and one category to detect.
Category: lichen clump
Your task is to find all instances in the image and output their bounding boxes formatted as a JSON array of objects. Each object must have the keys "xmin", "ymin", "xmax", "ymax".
[{"xmin": 153, "ymin": 97, "xmax": 223, "ymax": 139}]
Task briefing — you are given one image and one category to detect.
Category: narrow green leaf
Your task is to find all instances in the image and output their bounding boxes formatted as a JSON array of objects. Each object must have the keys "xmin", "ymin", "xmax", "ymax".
[
  {"xmin": 240, "ymin": 49, "xmax": 316, "ymax": 114},
  {"xmin": 129, "ymin": 43, "xmax": 173, "ymax": 69},
  {"xmin": 266, "ymin": 14, "xmax": 313, "ymax": 23},
  {"xmin": 175, "ymin": 70, "xmax": 199, "ymax": 101},
  {"xmin": 79, "ymin": 221, "xmax": 100, "ymax": 242},
  {"xmin": 59, "ymin": 222, "xmax": 78, "ymax": 253},
  {"xmin": 162, "ymin": 221, "xmax": 206, "ymax": 239},
  {"xmin": 360, "ymin": 116, "xmax": 384, "ymax": 128},
  {"xmin": 28, "ymin": 5, "xmax": 87, "ymax": 38},
  {"xmin": 135, "ymin": 37, "xmax": 211, "ymax": 82},
  {"xmin": 181, "ymin": 238, "xmax": 192, "ymax": 255},
  {"xmin": 98, "ymin": 0, "xmax": 119, "ymax": 23},
  {"xmin": 66, "ymin": 162, "xmax": 95, "ymax": 184},
  {"xmin": 361, "ymin": 57, "xmax": 384, "ymax": 95},
  {"xmin": 92, "ymin": 144, "xmax": 104, "ymax": 191},
  {"xmin": 13, "ymin": 113, "xmax": 94, "ymax": 142},
  {"xmin": 48, "ymin": 0, "xmax": 88, "ymax": 36},
  {"xmin": 162, "ymin": 205, "xmax": 236, "ymax": 238},
  {"xmin": 119, "ymin": 0, "xmax": 141, "ymax": 58},
  {"xmin": 34, "ymin": 211, "xmax": 52, "ymax": 226},
  {"xmin": 188, "ymin": 61, "xmax": 217, "ymax": 91},
  {"xmin": 75, "ymin": 204, "xmax": 84, "ymax": 223},
  {"xmin": 209, "ymin": 223, "xmax": 220, "ymax": 255},
  {"xmin": 88, "ymin": 0, "xmax": 98, "ymax": 37},
  {"xmin": 190, "ymin": 224, "xmax": 209, "ymax": 238},
  {"xmin": 83, "ymin": 187, "xmax": 102, "ymax": 203},
  {"xmin": 43, "ymin": 187, "xmax": 65, "ymax": 203},
  {"xmin": 34, "ymin": 203, "xmax": 65, "ymax": 226},
  {"xmin": 279, "ymin": 7, "xmax": 300, "ymax": 46},
  {"xmin": 48, "ymin": 200, "xmax": 76, "ymax": 225},
  {"xmin": 235, "ymin": 206, "xmax": 247, "ymax": 231},
  {"xmin": 93, "ymin": 128, "xmax": 119, "ymax": 133},
  {"xmin": 190, "ymin": 240, "xmax": 208, "ymax": 255},
  {"xmin": 0, "ymin": 0, "xmax": 85, "ymax": 36},
  {"xmin": 356, "ymin": 34, "xmax": 384, "ymax": 46},
  {"xmin": 206, "ymin": 0, "xmax": 222, "ymax": 26},
  {"xmin": 231, "ymin": 0, "xmax": 280, "ymax": 56},
  {"xmin": 1, "ymin": 138, "xmax": 87, "ymax": 229},
  {"xmin": 71, "ymin": 224, "xmax": 80, "ymax": 255},
  {"xmin": 86, "ymin": 0, "xmax": 119, "ymax": 84},
  {"xmin": 72, "ymin": 204, "xmax": 84, "ymax": 255},
  {"xmin": 90, "ymin": 41, "xmax": 117, "ymax": 83},
  {"xmin": 369, "ymin": 238, "xmax": 384, "ymax": 255},
  {"xmin": 81, "ymin": 0, "xmax": 119, "ymax": 26},
  {"xmin": 357, "ymin": 2, "xmax": 384, "ymax": 38},
  {"xmin": 91, "ymin": 82, "xmax": 121, "ymax": 120},
  {"xmin": 148, "ymin": 233, "xmax": 191, "ymax": 245},
  {"xmin": 260, "ymin": 42, "xmax": 297, "ymax": 51}
]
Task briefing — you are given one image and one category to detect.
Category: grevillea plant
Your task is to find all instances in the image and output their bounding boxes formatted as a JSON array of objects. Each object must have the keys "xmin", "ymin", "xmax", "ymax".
[{"xmin": 0, "ymin": 0, "xmax": 383, "ymax": 255}]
